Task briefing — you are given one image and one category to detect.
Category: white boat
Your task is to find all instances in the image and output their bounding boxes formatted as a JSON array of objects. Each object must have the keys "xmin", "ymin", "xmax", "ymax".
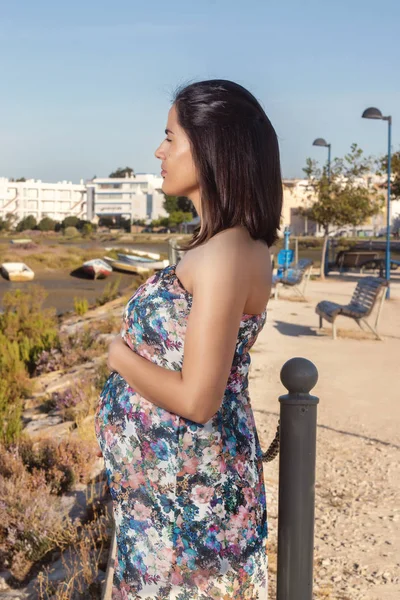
[
  {"xmin": 117, "ymin": 253, "xmax": 155, "ymax": 263},
  {"xmin": 103, "ymin": 256, "xmax": 169, "ymax": 275},
  {"xmin": 82, "ymin": 259, "xmax": 113, "ymax": 280},
  {"xmin": 1, "ymin": 262, "xmax": 35, "ymax": 281},
  {"xmin": 104, "ymin": 247, "xmax": 161, "ymax": 260},
  {"xmin": 10, "ymin": 238, "xmax": 33, "ymax": 245}
]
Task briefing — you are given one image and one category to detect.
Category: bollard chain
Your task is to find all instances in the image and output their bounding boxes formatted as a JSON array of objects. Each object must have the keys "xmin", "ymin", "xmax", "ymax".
[{"xmin": 262, "ymin": 420, "xmax": 280, "ymax": 463}]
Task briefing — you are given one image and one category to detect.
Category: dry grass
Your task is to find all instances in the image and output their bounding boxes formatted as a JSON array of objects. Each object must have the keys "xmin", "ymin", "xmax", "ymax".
[{"xmin": 34, "ymin": 505, "xmax": 111, "ymax": 600}]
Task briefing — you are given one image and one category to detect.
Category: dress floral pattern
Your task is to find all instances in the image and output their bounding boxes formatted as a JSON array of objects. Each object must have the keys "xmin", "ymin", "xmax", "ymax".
[{"xmin": 94, "ymin": 263, "xmax": 268, "ymax": 599}]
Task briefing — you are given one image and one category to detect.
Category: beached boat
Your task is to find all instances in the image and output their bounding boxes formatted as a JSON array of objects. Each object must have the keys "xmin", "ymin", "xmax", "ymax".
[
  {"xmin": 10, "ymin": 238, "xmax": 33, "ymax": 245},
  {"xmin": 117, "ymin": 253, "xmax": 155, "ymax": 263},
  {"xmin": 103, "ymin": 256, "xmax": 169, "ymax": 275},
  {"xmin": 104, "ymin": 247, "xmax": 161, "ymax": 260},
  {"xmin": 82, "ymin": 259, "xmax": 113, "ymax": 280},
  {"xmin": 1, "ymin": 262, "xmax": 35, "ymax": 281}
]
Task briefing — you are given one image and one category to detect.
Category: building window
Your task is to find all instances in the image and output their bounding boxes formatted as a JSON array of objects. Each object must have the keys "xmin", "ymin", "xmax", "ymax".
[
  {"xmin": 99, "ymin": 183, "xmax": 122, "ymax": 189},
  {"xmin": 28, "ymin": 189, "xmax": 38, "ymax": 198},
  {"xmin": 97, "ymin": 193, "xmax": 123, "ymax": 200}
]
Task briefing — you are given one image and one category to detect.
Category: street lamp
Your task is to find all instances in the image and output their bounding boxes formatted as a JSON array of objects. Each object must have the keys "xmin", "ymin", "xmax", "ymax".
[
  {"xmin": 313, "ymin": 138, "xmax": 332, "ymax": 276},
  {"xmin": 312, "ymin": 138, "xmax": 331, "ymax": 181},
  {"xmin": 362, "ymin": 107, "xmax": 392, "ymax": 298}
]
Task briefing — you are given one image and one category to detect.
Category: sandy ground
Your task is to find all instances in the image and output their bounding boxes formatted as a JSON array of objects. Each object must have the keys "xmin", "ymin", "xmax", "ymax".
[{"xmin": 249, "ymin": 273, "xmax": 400, "ymax": 599}]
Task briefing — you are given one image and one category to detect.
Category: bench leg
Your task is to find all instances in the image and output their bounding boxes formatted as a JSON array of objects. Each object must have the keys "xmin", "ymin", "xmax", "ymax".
[
  {"xmin": 293, "ymin": 285, "xmax": 305, "ymax": 300},
  {"xmin": 332, "ymin": 320, "xmax": 337, "ymax": 340},
  {"xmin": 362, "ymin": 318, "xmax": 383, "ymax": 341},
  {"xmin": 319, "ymin": 315, "xmax": 323, "ymax": 329}
]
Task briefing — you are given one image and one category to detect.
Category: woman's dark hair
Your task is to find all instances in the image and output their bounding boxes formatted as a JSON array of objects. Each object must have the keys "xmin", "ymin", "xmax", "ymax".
[{"xmin": 173, "ymin": 79, "xmax": 282, "ymax": 251}]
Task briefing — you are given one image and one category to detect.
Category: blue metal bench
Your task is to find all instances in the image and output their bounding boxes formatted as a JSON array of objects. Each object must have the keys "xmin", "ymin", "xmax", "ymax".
[
  {"xmin": 316, "ymin": 276, "xmax": 388, "ymax": 340},
  {"xmin": 272, "ymin": 258, "xmax": 314, "ymax": 300}
]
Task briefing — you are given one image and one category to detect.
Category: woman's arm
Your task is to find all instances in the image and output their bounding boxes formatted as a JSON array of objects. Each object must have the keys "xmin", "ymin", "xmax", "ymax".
[{"xmin": 108, "ymin": 231, "xmax": 249, "ymax": 424}]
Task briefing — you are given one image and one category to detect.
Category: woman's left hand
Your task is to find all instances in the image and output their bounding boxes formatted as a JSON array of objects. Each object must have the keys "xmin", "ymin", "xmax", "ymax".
[{"xmin": 107, "ymin": 334, "xmax": 128, "ymax": 372}]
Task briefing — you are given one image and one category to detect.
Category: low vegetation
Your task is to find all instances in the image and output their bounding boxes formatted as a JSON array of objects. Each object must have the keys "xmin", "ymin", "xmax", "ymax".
[{"xmin": 0, "ymin": 436, "xmax": 100, "ymax": 580}]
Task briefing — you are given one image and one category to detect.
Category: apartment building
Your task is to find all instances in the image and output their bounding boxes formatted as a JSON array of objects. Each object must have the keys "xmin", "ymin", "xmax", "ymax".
[
  {"xmin": 87, "ymin": 174, "xmax": 168, "ymax": 223},
  {"xmin": 0, "ymin": 178, "xmax": 87, "ymax": 223}
]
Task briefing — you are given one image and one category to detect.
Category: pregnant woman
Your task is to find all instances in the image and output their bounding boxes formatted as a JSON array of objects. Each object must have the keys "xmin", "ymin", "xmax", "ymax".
[{"xmin": 95, "ymin": 79, "xmax": 282, "ymax": 599}]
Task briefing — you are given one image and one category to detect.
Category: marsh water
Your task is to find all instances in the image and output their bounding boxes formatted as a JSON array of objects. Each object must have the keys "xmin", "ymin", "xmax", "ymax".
[{"xmin": 0, "ymin": 239, "xmax": 170, "ymax": 315}]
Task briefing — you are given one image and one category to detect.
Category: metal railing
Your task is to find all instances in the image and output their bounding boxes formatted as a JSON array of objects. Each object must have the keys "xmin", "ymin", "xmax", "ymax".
[{"xmin": 101, "ymin": 357, "xmax": 319, "ymax": 599}]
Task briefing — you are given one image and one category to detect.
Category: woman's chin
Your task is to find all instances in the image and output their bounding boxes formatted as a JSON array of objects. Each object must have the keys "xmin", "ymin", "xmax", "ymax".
[{"xmin": 162, "ymin": 181, "xmax": 180, "ymax": 196}]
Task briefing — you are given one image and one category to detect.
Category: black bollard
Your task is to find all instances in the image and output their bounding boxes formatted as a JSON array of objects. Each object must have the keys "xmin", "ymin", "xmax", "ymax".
[{"xmin": 276, "ymin": 357, "xmax": 319, "ymax": 600}]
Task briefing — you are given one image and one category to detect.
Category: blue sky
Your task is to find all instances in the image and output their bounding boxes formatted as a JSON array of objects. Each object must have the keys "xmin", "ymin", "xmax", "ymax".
[{"xmin": 1, "ymin": 0, "xmax": 399, "ymax": 182}]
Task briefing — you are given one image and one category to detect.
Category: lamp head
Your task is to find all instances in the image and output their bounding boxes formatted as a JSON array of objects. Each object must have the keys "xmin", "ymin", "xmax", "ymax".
[
  {"xmin": 362, "ymin": 107, "xmax": 383, "ymax": 120},
  {"xmin": 312, "ymin": 138, "xmax": 329, "ymax": 147}
]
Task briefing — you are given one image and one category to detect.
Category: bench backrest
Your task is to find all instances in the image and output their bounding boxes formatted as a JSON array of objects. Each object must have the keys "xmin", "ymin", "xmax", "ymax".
[
  {"xmin": 349, "ymin": 277, "xmax": 387, "ymax": 316},
  {"xmin": 283, "ymin": 259, "xmax": 313, "ymax": 284},
  {"xmin": 338, "ymin": 251, "xmax": 379, "ymax": 268}
]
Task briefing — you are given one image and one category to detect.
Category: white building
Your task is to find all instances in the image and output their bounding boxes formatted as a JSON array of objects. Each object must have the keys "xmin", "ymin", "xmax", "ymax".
[
  {"xmin": 0, "ymin": 178, "xmax": 87, "ymax": 223},
  {"xmin": 87, "ymin": 174, "xmax": 168, "ymax": 223}
]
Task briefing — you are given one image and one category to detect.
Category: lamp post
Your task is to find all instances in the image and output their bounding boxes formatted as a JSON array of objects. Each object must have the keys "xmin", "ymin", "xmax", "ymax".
[
  {"xmin": 312, "ymin": 138, "xmax": 331, "ymax": 181},
  {"xmin": 362, "ymin": 107, "xmax": 392, "ymax": 299},
  {"xmin": 313, "ymin": 138, "xmax": 332, "ymax": 276}
]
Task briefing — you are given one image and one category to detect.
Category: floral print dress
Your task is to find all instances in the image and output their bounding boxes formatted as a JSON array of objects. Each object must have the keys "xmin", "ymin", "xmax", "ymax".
[{"xmin": 94, "ymin": 263, "xmax": 268, "ymax": 600}]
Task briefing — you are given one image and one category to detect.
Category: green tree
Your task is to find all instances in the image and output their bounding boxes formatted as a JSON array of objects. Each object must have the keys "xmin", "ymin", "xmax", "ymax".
[
  {"xmin": 109, "ymin": 167, "xmax": 135, "ymax": 178},
  {"xmin": 16, "ymin": 215, "xmax": 37, "ymax": 232},
  {"xmin": 177, "ymin": 196, "xmax": 197, "ymax": 216},
  {"xmin": 168, "ymin": 211, "xmax": 193, "ymax": 229},
  {"xmin": 163, "ymin": 195, "xmax": 178, "ymax": 214},
  {"xmin": 300, "ymin": 144, "xmax": 383, "ymax": 279},
  {"xmin": 38, "ymin": 217, "xmax": 57, "ymax": 231},
  {"xmin": 163, "ymin": 195, "xmax": 196, "ymax": 218},
  {"xmin": 379, "ymin": 150, "xmax": 400, "ymax": 200}
]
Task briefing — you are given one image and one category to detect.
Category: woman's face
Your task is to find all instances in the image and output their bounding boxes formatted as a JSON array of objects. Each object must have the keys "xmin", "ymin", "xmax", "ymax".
[{"xmin": 154, "ymin": 105, "xmax": 200, "ymax": 202}]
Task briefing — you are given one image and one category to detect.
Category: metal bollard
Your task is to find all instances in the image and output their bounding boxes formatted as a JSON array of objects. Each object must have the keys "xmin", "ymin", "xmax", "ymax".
[{"xmin": 276, "ymin": 357, "xmax": 319, "ymax": 600}]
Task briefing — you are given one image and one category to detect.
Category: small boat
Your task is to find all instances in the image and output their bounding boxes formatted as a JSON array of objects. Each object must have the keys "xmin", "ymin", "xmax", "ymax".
[
  {"xmin": 117, "ymin": 253, "xmax": 155, "ymax": 263},
  {"xmin": 10, "ymin": 238, "xmax": 33, "ymax": 245},
  {"xmin": 1, "ymin": 262, "xmax": 35, "ymax": 281},
  {"xmin": 103, "ymin": 256, "xmax": 169, "ymax": 275},
  {"xmin": 82, "ymin": 259, "xmax": 113, "ymax": 280},
  {"xmin": 104, "ymin": 247, "xmax": 161, "ymax": 260}
]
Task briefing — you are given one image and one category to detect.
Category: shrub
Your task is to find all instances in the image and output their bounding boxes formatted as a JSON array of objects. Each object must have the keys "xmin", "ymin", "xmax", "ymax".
[
  {"xmin": 0, "ymin": 334, "xmax": 33, "ymax": 444},
  {"xmin": 93, "ymin": 359, "xmax": 109, "ymax": 394},
  {"xmin": 38, "ymin": 217, "xmax": 57, "ymax": 232},
  {"xmin": 61, "ymin": 216, "xmax": 79, "ymax": 229},
  {"xmin": 81, "ymin": 222, "xmax": 93, "ymax": 236},
  {"xmin": 73, "ymin": 297, "xmax": 89, "ymax": 316},
  {"xmin": 33, "ymin": 327, "xmax": 107, "ymax": 376},
  {"xmin": 0, "ymin": 442, "xmax": 77, "ymax": 578},
  {"xmin": 50, "ymin": 378, "xmax": 96, "ymax": 424},
  {"xmin": 63, "ymin": 226, "xmax": 79, "ymax": 238},
  {"xmin": 16, "ymin": 215, "xmax": 37, "ymax": 232},
  {"xmin": 34, "ymin": 508, "xmax": 110, "ymax": 599},
  {"xmin": 0, "ymin": 437, "xmax": 100, "ymax": 580},
  {"xmin": 0, "ymin": 286, "xmax": 59, "ymax": 373}
]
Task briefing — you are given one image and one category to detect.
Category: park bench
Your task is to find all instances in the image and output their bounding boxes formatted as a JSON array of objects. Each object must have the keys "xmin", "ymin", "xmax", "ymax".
[
  {"xmin": 336, "ymin": 250, "xmax": 380, "ymax": 273},
  {"xmin": 360, "ymin": 257, "xmax": 400, "ymax": 276},
  {"xmin": 272, "ymin": 258, "xmax": 313, "ymax": 300},
  {"xmin": 315, "ymin": 276, "xmax": 388, "ymax": 340}
]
